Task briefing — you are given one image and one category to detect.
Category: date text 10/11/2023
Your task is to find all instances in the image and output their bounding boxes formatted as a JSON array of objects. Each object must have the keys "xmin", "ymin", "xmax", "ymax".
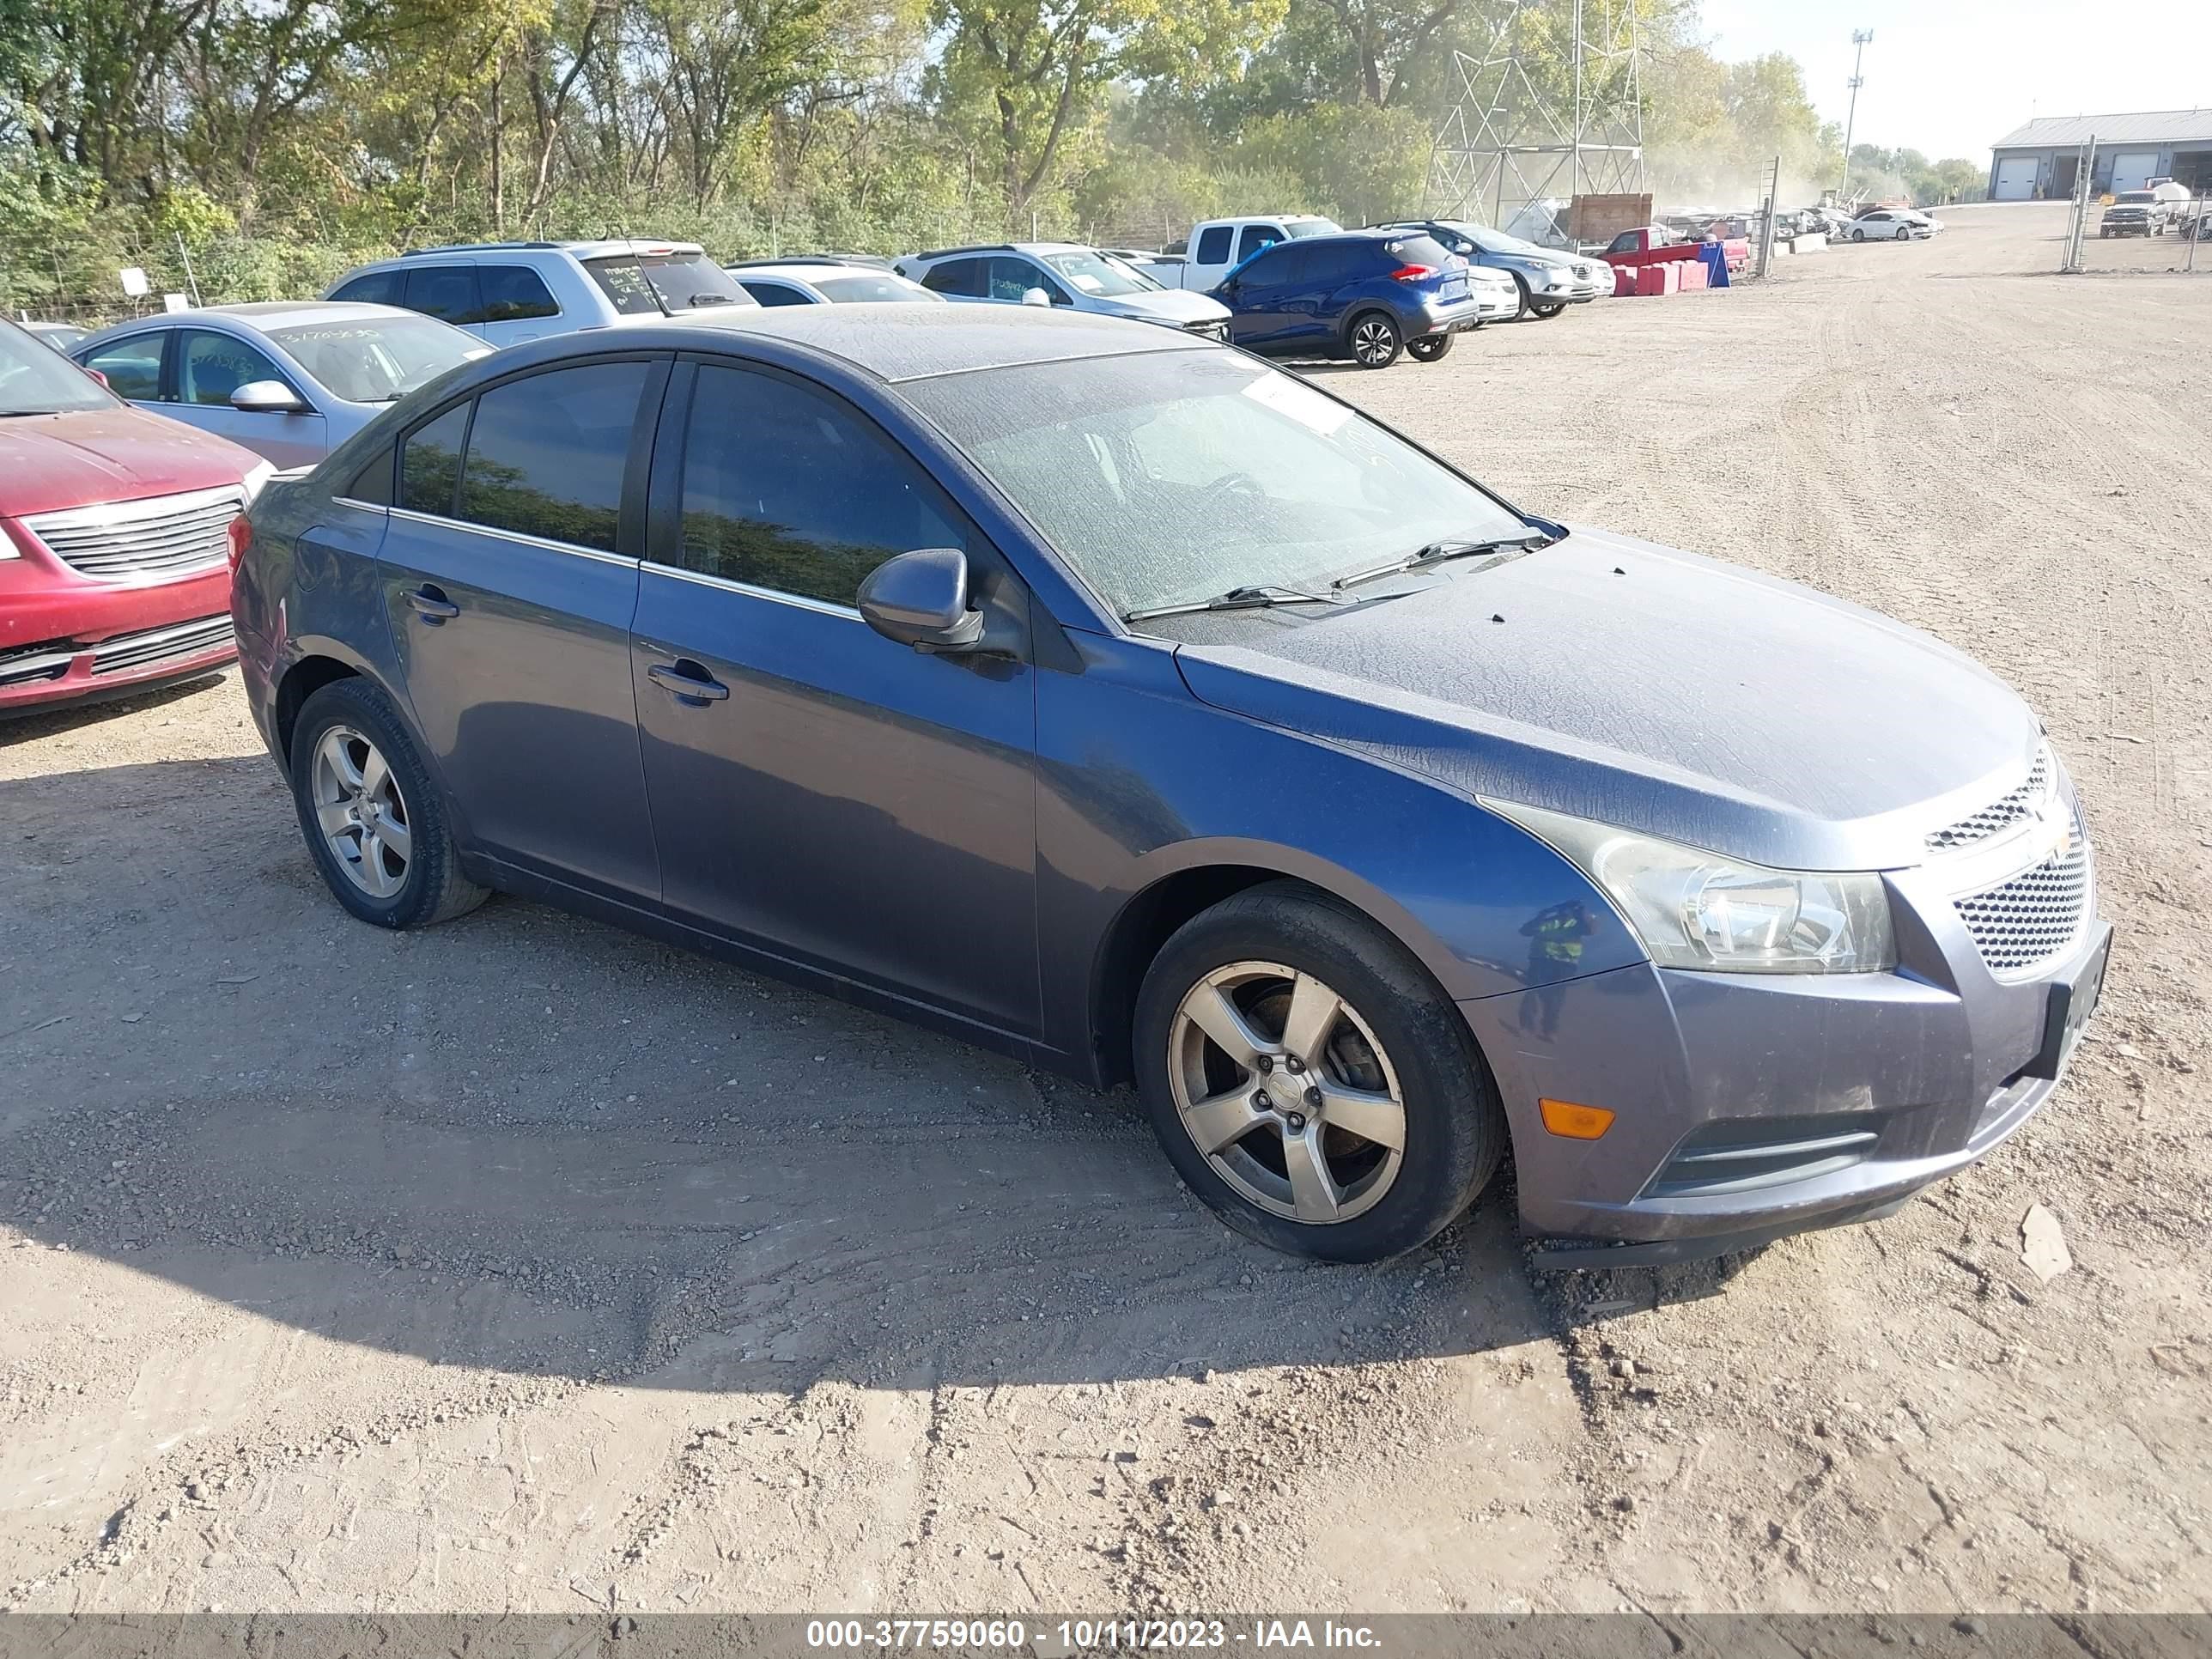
[{"xmin": 804, "ymin": 1620, "xmax": 1384, "ymax": 1651}]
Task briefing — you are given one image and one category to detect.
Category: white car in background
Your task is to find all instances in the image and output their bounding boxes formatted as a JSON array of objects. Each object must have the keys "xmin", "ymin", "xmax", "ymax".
[
  {"xmin": 896, "ymin": 243, "xmax": 1231, "ymax": 340},
  {"xmin": 1849, "ymin": 209, "xmax": 1942, "ymax": 241},
  {"xmin": 727, "ymin": 259, "xmax": 945, "ymax": 307}
]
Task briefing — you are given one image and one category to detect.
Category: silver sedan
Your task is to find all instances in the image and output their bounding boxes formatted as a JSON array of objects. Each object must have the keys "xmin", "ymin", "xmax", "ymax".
[{"xmin": 71, "ymin": 301, "xmax": 490, "ymax": 468}]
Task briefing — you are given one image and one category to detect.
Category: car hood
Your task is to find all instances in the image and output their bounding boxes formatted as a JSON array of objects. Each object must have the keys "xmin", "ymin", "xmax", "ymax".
[
  {"xmin": 0, "ymin": 406, "xmax": 260, "ymax": 519},
  {"xmin": 1095, "ymin": 289, "xmax": 1232, "ymax": 325},
  {"xmin": 1165, "ymin": 526, "xmax": 2040, "ymax": 872}
]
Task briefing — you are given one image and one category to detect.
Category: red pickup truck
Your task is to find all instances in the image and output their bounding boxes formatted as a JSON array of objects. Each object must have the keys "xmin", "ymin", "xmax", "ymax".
[{"xmin": 1601, "ymin": 225, "xmax": 1750, "ymax": 292}]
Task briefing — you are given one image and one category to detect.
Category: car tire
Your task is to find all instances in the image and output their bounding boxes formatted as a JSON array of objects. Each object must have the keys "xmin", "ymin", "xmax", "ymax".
[
  {"xmin": 1346, "ymin": 310, "xmax": 1402, "ymax": 368},
  {"xmin": 1896, "ymin": 225, "xmax": 1911, "ymax": 240},
  {"xmin": 1530, "ymin": 301, "xmax": 1565, "ymax": 319},
  {"xmin": 1407, "ymin": 333, "xmax": 1454, "ymax": 362},
  {"xmin": 289, "ymin": 678, "xmax": 489, "ymax": 930},
  {"xmin": 1133, "ymin": 882, "xmax": 1507, "ymax": 1263}
]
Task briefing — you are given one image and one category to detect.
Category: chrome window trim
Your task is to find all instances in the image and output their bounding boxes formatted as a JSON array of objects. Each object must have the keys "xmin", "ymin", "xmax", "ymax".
[
  {"xmin": 642, "ymin": 558, "xmax": 862, "ymax": 621},
  {"xmin": 330, "ymin": 497, "xmax": 389, "ymax": 515},
  {"xmin": 386, "ymin": 504, "xmax": 638, "ymax": 568}
]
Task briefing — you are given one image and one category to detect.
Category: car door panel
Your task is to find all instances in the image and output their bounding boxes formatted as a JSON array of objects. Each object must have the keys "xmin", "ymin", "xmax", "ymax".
[
  {"xmin": 378, "ymin": 359, "xmax": 665, "ymax": 902},
  {"xmin": 631, "ymin": 360, "xmax": 1042, "ymax": 1038}
]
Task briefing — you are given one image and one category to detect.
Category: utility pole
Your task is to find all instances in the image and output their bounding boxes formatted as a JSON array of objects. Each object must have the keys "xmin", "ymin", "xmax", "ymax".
[{"xmin": 1839, "ymin": 29, "xmax": 1873, "ymax": 198}]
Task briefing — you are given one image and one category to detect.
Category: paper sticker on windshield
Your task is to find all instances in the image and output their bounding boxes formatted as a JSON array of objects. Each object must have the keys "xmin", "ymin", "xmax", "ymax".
[
  {"xmin": 1069, "ymin": 274, "xmax": 1103, "ymax": 293},
  {"xmin": 1242, "ymin": 371, "xmax": 1352, "ymax": 435}
]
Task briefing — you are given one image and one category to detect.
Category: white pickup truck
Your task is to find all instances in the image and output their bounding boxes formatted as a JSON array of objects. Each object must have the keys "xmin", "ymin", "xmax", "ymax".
[{"xmin": 1142, "ymin": 215, "xmax": 1345, "ymax": 291}]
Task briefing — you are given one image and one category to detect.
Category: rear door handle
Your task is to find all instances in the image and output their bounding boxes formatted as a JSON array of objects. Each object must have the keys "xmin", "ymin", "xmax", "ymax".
[
  {"xmin": 647, "ymin": 660, "xmax": 730, "ymax": 702},
  {"xmin": 409, "ymin": 586, "xmax": 459, "ymax": 623}
]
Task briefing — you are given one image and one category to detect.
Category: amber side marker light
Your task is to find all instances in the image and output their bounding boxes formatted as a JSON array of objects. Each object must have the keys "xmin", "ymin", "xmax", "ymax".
[{"xmin": 1540, "ymin": 1098, "xmax": 1616, "ymax": 1139}]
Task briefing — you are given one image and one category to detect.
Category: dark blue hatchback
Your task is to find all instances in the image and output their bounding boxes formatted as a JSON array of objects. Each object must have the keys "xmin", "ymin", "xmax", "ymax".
[{"xmin": 1213, "ymin": 230, "xmax": 1483, "ymax": 368}]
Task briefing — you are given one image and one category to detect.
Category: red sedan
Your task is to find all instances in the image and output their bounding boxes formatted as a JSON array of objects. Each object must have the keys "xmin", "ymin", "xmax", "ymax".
[{"xmin": 1, "ymin": 316, "xmax": 271, "ymax": 717}]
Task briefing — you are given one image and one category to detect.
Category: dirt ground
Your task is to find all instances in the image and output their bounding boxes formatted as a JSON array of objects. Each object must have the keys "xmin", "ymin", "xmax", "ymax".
[{"xmin": 3, "ymin": 202, "xmax": 2208, "ymax": 1618}]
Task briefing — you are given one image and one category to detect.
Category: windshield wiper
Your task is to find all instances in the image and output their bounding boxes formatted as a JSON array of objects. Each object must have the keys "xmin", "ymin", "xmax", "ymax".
[
  {"xmin": 1329, "ymin": 529, "xmax": 1554, "ymax": 592},
  {"xmin": 0, "ymin": 409, "xmax": 64, "ymax": 418},
  {"xmin": 1124, "ymin": 582, "xmax": 1348, "ymax": 622}
]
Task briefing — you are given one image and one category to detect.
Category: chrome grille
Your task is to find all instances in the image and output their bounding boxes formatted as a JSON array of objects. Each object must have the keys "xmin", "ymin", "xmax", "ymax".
[
  {"xmin": 1953, "ymin": 811, "xmax": 2092, "ymax": 980},
  {"xmin": 90, "ymin": 614, "xmax": 234, "ymax": 675},
  {"xmin": 23, "ymin": 486, "xmax": 242, "ymax": 582},
  {"xmin": 1927, "ymin": 746, "xmax": 2051, "ymax": 853}
]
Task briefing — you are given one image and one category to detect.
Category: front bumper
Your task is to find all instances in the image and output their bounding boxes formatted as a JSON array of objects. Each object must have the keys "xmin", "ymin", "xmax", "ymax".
[
  {"xmin": 1461, "ymin": 854, "xmax": 2112, "ymax": 1256},
  {"xmin": 0, "ymin": 524, "xmax": 237, "ymax": 714}
]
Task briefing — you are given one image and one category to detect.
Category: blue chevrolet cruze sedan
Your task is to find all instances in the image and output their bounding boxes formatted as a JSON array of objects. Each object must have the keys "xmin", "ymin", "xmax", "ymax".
[{"xmin": 232, "ymin": 306, "xmax": 2110, "ymax": 1267}]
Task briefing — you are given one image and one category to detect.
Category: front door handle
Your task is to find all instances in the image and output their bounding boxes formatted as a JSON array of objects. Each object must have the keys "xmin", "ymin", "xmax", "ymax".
[
  {"xmin": 409, "ymin": 586, "xmax": 459, "ymax": 623},
  {"xmin": 647, "ymin": 660, "xmax": 730, "ymax": 702}
]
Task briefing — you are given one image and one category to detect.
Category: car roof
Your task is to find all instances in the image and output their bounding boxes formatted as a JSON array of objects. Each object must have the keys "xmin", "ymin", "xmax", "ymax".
[
  {"xmin": 498, "ymin": 305, "xmax": 1216, "ymax": 386},
  {"xmin": 393, "ymin": 239, "xmax": 707, "ymax": 259},
  {"xmin": 198, "ymin": 301, "xmax": 417, "ymax": 329}
]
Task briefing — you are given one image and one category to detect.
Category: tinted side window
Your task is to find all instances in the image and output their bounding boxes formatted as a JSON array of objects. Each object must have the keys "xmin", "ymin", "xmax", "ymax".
[
  {"xmin": 477, "ymin": 264, "xmax": 561, "ymax": 322},
  {"xmin": 331, "ymin": 270, "xmax": 403, "ymax": 306},
  {"xmin": 179, "ymin": 330, "xmax": 293, "ymax": 406},
  {"xmin": 1194, "ymin": 226, "xmax": 1233, "ymax": 264},
  {"xmin": 1236, "ymin": 224, "xmax": 1285, "ymax": 264},
  {"xmin": 401, "ymin": 403, "xmax": 468, "ymax": 517},
  {"xmin": 1605, "ymin": 231, "xmax": 1639, "ymax": 254},
  {"xmin": 1303, "ymin": 245, "xmax": 1367, "ymax": 284},
  {"xmin": 344, "ymin": 446, "xmax": 394, "ymax": 506},
  {"xmin": 1243, "ymin": 245, "xmax": 1307, "ymax": 286},
  {"xmin": 920, "ymin": 258, "xmax": 983, "ymax": 297},
  {"xmin": 741, "ymin": 281, "xmax": 812, "ymax": 307},
  {"xmin": 1384, "ymin": 234, "xmax": 1454, "ymax": 270},
  {"xmin": 82, "ymin": 333, "xmax": 165, "ymax": 401},
  {"xmin": 404, "ymin": 264, "xmax": 484, "ymax": 325},
  {"xmin": 458, "ymin": 361, "xmax": 649, "ymax": 553},
  {"xmin": 676, "ymin": 365, "xmax": 968, "ymax": 607}
]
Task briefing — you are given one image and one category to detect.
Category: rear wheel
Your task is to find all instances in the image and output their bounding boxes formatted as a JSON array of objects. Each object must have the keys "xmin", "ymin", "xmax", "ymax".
[
  {"xmin": 1133, "ymin": 884, "xmax": 1506, "ymax": 1262},
  {"xmin": 1346, "ymin": 311, "xmax": 1402, "ymax": 368},
  {"xmin": 289, "ymin": 678, "xmax": 487, "ymax": 930},
  {"xmin": 1407, "ymin": 333, "xmax": 1454, "ymax": 362}
]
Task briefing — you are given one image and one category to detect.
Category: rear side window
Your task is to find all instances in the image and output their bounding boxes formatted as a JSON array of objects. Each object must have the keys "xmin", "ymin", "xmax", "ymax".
[
  {"xmin": 1301, "ymin": 244, "xmax": 1367, "ymax": 284},
  {"xmin": 344, "ymin": 447, "xmax": 394, "ymax": 506},
  {"xmin": 741, "ymin": 281, "xmax": 812, "ymax": 307},
  {"xmin": 403, "ymin": 264, "xmax": 484, "ymax": 325},
  {"xmin": 477, "ymin": 264, "xmax": 560, "ymax": 322},
  {"xmin": 331, "ymin": 270, "xmax": 403, "ymax": 307},
  {"xmin": 1194, "ymin": 226, "xmax": 1233, "ymax": 264},
  {"xmin": 82, "ymin": 333, "xmax": 165, "ymax": 400},
  {"xmin": 457, "ymin": 361, "xmax": 650, "ymax": 552},
  {"xmin": 920, "ymin": 258, "xmax": 983, "ymax": 297},
  {"xmin": 1235, "ymin": 224, "xmax": 1285, "ymax": 264},
  {"xmin": 401, "ymin": 404, "xmax": 469, "ymax": 516},
  {"xmin": 674, "ymin": 364, "xmax": 968, "ymax": 607}
]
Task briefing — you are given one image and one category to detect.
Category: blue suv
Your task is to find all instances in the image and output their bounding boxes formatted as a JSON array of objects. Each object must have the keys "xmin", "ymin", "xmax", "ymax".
[{"xmin": 1213, "ymin": 230, "xmax": 1484, "ymax": 368}]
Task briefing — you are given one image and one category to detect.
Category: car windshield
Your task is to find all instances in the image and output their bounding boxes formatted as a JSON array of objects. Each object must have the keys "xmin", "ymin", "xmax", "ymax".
[
  {"xmin": 902, "ymin": 349, "xmax": 1529, "ymax": 617},
  {"xmin": 270, "ymin": 314, "xmax": 487, "ymax": 403},
  {"xmin": 1285, "ymin": 219, "xmax": 1344, "ymax": 239},
  {"xmin": 811, "ymin": 271, "xmax": 944, "ymax": 303},
  {"xmin": 583, "ymin": 251, "xmax": 754, "ymax": 314},
  {"xmin": 1041, "ymin": 251, "xmax": 1161, "ymax": 296},
  {"xmin": 0, "ymin": 320, "xmax": 112, "ymax": 416}
]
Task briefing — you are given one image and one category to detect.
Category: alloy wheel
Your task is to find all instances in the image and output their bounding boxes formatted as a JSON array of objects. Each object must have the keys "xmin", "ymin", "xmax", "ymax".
[
  {"xmin": 1167, "ymin": 961, "xmax": 1407, "ymax": 1224},
  {"xmin": 310, "ymin": 724, "xmax": 412, "ymax": 899},
  {"xmin": 1352, "ymin": 319, "xmax": 1397, "ymax": 366}
]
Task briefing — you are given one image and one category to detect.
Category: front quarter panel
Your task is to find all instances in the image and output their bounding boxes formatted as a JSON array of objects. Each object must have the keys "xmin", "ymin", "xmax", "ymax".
[{"xmin": 1034, "ymin": 630, "xmax": 1645, "ymax": 1078}]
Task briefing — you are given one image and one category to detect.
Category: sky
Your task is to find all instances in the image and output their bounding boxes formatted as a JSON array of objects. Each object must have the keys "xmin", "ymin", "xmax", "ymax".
[{"xmin": 1695, "ymin": 0, "xmax": 2212, "ymax": 161}]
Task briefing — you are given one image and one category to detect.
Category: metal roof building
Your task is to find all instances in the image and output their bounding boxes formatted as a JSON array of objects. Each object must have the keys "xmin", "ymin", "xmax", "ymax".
[{"xmin": 1988, "ymin": 109, "xmax": 2212, "ymax": 200}]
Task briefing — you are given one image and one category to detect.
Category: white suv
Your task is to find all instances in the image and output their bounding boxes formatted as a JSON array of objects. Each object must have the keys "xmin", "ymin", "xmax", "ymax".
[{"xmin": 324, "ymin": 240, "xmax": 756, "ymax": 349}]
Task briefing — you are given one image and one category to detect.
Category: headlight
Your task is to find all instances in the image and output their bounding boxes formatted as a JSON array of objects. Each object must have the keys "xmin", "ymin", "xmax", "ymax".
[{"xmin": 1486, "ymin": 799, "xmax": 1896, "ymax": 975}]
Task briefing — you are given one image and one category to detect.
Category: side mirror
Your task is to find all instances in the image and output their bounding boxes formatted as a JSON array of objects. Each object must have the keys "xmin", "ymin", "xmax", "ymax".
[
  {"xmin": 231, "ymin": 380, "xmax": 308, "ymax": 414},
  {"xmin": 858, "ymin": 547, "xmax": 986, "ymax": 653},
  {"xmin": 82, "ymin": 366, "xmax": 110, "ymax": 388},
  {"xmin": 1020, "ymin": 287, "xmax": 1053, "ymax": 308}
]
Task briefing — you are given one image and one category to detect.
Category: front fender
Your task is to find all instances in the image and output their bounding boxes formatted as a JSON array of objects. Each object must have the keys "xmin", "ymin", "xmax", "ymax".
[{"xmin": 1034, "ymin": 631, "xmax": 1644, "ymax": 1074}]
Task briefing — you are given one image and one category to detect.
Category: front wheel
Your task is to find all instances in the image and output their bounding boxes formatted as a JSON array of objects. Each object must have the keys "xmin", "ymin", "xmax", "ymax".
[
  {"xmin": 1133, "ymin": 884, "xmax": 1507, "ymax": 1262},
  {"xmin": 1529, "ymin": 301, "xmax": 1565, "ymax": 319},
  {"xmin": 1896, "ymin": 225, "xmax": 1911, "ymax": 240},
  {"xmin": 289, "ymin": 678, "xmax": 489, "ymax": 930},
  {"xmin": 1346, "ymin": 311, "xmax": 1402, "ymax": 368},
  {"xmin": 1851, "ymin": 228, "xmax": 1866, "ymax": 242},
  {"xmin": 1407, "ymin": 333, "xmax": 1454, "ymax": 362}
]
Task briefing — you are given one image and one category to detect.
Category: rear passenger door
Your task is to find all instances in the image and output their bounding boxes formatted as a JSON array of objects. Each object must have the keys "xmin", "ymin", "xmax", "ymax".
[
  {"xmin": 378, "ymin": 355, "xmax": 667, "ymax": 902},
  {"xmin": 401, "ymin": 263, "xmax": 488, "ymax": 338},
  {"xmin": 916, "ymin": 257, "xmax": 985, "ymax": 301},
  {"xmin": 475, "ymin": 263, "xmax": 564, "ymax": 345},
  {"xmin": 629, "ymin": 357, "xmax": 1041, "ymax": 1038}
]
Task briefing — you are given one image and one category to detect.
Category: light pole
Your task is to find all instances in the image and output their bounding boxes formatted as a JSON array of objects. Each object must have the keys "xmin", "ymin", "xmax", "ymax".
[{"xmin": 1839, "ymin": 29, "xmax": 1873, "ymax": 198}]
